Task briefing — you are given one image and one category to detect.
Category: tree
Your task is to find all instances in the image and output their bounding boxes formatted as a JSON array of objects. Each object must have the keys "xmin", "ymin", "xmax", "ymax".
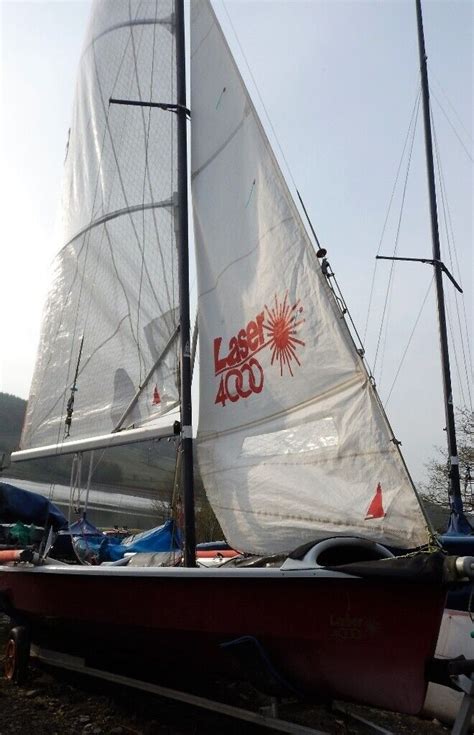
[
  {"xmin": 194, "ymin": 493, "xmax": 224, "ymax": 543},
  {"xmin": 420, "ymin": 407, "xmax": 473, "ymax": 512}
]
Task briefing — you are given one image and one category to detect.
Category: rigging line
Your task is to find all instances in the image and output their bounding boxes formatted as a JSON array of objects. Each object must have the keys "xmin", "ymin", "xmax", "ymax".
[
  {"xmin": 323, "ymin": 265, "xmax": 377, "ymax": 378},
  {"xmin": 363, "ymin": 87, "xmax": 422, "ymax": 345},
  {"xmin": 432, "ymin": 109, "xmax": 473, "ymax": 409},
  {"xmin": 127, "ymin": 1, "xmax": 174, "ymax": 316},
  {"xmin": 385, "ymin": 275, "xmax": 434, "ymax": 407},
  {"xmin": 113, "ymin": 323, "xmax": 180, "ymax": 432},
  {"xmin": 74, "ymin": 11, "xmax": 141, "ymax": 334},
  {"xmin": 135, "ymin": 1, "xmax": 159, "ymax": 385},
  {"xmin": 439, "ymin": 234, "xmax": 473, "ymax": 396},
  {"xmin": 93, "ymin": 35, "xmax": 162, "ymax": 320},
  {"xmin": 73, "ymin": 315, "xmax": 130, "ymax": 381},
  {"xmin": 432, "ymin": 109, "xmax": 473, "ymax": 382},
  {"xmin": 377, "ymin": 108, "xmax": 423, "ymax": 389},
  {"xmin": 103, "ymin": 225, "xmax": 142, "ymax": 355},
  {"xmin": 190, "ymin": 315, "xmax": 199, "ymax": 382},
  {"xmin": 445, "ymin": 297, "xmax": 468, "ymax": 409},
  {"xmin": 68, "ymin": 18, "xmax": 145, "ymax": 376},
  {"xmin": 51, "ymin": 24, "xmax": 138, "ymax": 448},
  {"xmin": 130, "ymin": 0, "xmax": 174, "ymax": 296},
  {"xmin": 88, "ymin": 447, "xmax": 107, "ymax": 478},
  {"xmin": 82, "ymin": 225, "xmax": 108, "ymax": 336},
  {"xmin": 430, "ymin": 88, "xmax": 473, "ymax": 163},
  {"xmin": 170, "ymin": 26, "xmax": 177, "ymax": 326},
  {"xmin": 27, "ymin": 264, "xmax": 79, "ymax": 441},
  {"xmin": 439, "ymin": 230, "xmax": 472, "ymax": 412},
  {"xmin": 52, "ymin": 119, "xmax": 110, "ymax": 450},
  {"xmin": 31, "ymin": 15, "xmax": 139, "ymax": 448},
  {"xmin": 68, "ymin": 454, "xmax": 79, "ymax": 526},
  {"xmin": 431, "ymin": 112, "xmax": 462, "ymax": 282},
  {"xmin": 220, "ymin": 1, "xmax": 299, "ymax": 194},
  {"xmin": 373, "ymin": 95, "xmax": 421, "ymax": 382},
  {"xmin": 33, "ymin": 316, "xmax": 130, "ymax": 435},
  {"xmin": 429, "ymin": 67, "xmax": 473, "ymax": 145}
]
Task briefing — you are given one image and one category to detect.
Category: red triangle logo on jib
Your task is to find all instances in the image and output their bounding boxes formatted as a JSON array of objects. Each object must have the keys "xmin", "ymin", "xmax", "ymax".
[
  {"xmin": 365, "ymin": 482, "xmax": 386, "ymax": 520},
  {"xmin": 152, "ymin": 385, "xmax": 161, "ymax": 405}
]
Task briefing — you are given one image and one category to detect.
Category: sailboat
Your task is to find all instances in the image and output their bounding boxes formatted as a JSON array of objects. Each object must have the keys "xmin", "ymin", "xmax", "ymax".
[{"xmin": 0, "ymin": 0, "xmax": 472, "ymax": 719}]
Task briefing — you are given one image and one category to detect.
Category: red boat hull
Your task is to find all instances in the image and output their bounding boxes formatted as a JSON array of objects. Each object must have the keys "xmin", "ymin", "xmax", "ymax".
[{"xmin": 0, "ymin": 565, "xmax": 446, "ymax": 714}]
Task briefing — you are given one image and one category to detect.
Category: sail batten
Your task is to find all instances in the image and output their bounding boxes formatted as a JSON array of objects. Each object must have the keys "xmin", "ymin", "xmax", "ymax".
[
  {"xmin": 191, "ymin": 0, "xmax": 429, "ymax": 553},
  {"xmin": 21, "ymin": 0, "xmax": 180, "ymax": 452},
  {"xmin": 62, "ymin": 199, "xmax": 174, "ymax": 252}
]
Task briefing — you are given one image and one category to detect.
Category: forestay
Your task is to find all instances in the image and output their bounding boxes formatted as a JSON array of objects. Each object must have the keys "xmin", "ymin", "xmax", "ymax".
[
  {"xmin": 21, "ymin": 0, "xmax": 180, "ymax": 451},
  {"xmin": 191, "ymin": 0, "xmax": 429, "ymax": 553}
]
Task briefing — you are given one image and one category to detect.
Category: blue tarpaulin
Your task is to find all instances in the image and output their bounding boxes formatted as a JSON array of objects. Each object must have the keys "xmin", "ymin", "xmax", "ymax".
[
  {"xmin": 0, "ymin": 482, "xmax": 68, "ymax": 531},
  {"xmin": 68, "ymin": 517, "xmax": 102, "ymax": 536},
  {"xmin": 73, "ymin": 519, "xmax": 182, "ymax": 562}
]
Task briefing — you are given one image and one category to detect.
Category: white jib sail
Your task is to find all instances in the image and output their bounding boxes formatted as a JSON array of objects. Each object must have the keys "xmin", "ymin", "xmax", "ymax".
[
  {"xmin": 21, "ymin": 0, "xmax": 180, "ymax": 451},
  {"xmin": 191, "ymin": 0, "xmax": 429, "ymax": 554}
]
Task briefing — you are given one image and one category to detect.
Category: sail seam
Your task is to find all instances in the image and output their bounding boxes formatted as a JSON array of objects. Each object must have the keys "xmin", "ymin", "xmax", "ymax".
[
  {"xmin": 205, "ymin": 502, "xmax": 416, "ymax": 529},
  {"xmin": 196, "ymin": 216, "xmax": 294, "ymax": 301},
  {"xmin": 197, "ymin": 373, "xmax": 366, "ymax": 442},
  {"xmin": 201, "ymin": 445, "xmax": 399, "ymax": 474}
]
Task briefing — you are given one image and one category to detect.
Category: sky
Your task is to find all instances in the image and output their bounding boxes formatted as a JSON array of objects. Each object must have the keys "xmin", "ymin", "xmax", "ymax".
[{"xmin": 0, "ymin": 0, "xmax": 472, "ymax": 486}]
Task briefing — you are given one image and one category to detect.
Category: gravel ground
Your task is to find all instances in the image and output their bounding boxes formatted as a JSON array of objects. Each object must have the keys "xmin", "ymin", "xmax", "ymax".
[{"xmin": 0, "ymin": 615, "xmax": 452, "ymax": 734}]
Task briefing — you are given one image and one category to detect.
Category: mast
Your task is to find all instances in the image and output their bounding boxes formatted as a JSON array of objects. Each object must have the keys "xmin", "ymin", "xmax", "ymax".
[
  {"xmin": 175, "ymin": 0, "xmax": 196, "ymax": 564},
  {"xmin": 415, "ymin": 0, "xmax": 466, "ymax": 531}
]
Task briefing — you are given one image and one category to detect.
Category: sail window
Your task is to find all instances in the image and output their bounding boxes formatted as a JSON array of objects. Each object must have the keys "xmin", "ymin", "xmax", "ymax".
[{"xmin": 241, "ymin": 418, "xmax": 339, "ymax": 458}]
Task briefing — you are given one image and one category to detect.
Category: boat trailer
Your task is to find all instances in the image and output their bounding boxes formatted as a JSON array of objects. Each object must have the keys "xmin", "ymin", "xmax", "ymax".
[{"xmin": 3, "ymin": 624, "xmax": 474, "ymax": 735}]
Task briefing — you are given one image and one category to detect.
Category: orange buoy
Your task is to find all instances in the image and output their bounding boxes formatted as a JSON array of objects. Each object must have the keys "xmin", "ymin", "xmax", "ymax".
[
  {"xmin": 196, "ymin": 549, "xmax": 240, "ymax": 559},
  {"xmin": 0, "ymin": 549, "xmax": 25, "ymax": 563}
]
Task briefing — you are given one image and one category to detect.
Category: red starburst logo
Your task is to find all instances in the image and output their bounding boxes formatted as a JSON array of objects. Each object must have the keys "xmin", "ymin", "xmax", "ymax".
[
  {"xmin": 212, "ymin": 292, "xmax": 305, "ymax": 407},
  {"xmin": 264, "ymin": 293, "xmax": 305, "ymax": 376}
]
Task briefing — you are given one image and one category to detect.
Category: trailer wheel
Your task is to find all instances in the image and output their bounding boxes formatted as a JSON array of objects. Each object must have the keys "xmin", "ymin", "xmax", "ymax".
[{"xmin": 3, "ymin": 626, "xmax": 30, "ymax": 684}]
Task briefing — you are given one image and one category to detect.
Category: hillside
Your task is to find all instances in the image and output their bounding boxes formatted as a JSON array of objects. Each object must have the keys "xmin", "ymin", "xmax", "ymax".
[
  {"xmin": 0, "ymin": 392, "xmax": 25, "ymax": 455},
  {"xmin": 0, "ymin": 391, "xmax": 177, "ymax": 496}
]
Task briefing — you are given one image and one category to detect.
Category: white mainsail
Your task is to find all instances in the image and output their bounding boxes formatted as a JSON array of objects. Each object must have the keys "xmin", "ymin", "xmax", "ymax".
[
  {"xmin": 21, "ymin": 1, "xmax": 179, "ymax": 452},
  {"xmin": 191, "ymin": 0, "xmax": 429, "ymax": 553}
]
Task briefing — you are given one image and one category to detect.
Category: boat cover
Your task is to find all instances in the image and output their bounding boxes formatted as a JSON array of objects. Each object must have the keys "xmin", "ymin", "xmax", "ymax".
[
  {"xmin": 74, "ymin": 519, "xmax": 182, "ymax": 562},
  {"xmin": 0, "ymin": 482, "xmax": 67, "ymax": 531},
  {"xmin": 67, "ymin": 517, "xmax": 102, "ymax": 536},
  {"xmin": 326, "ymin": 551, "xmax": 450, "ymax": 584},
  {"xmin": 196, "ymin": 540, "xmax": 234, "ymax": 551}
]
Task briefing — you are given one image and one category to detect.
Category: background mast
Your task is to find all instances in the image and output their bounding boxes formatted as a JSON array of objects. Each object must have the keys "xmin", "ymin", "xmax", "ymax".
[{"xmin": 415, "ymin": 0, "xmax": 467, "ymax": 532}]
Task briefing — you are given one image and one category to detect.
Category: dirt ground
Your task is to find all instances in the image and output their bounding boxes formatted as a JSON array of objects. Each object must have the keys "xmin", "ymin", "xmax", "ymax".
[{"xmin": 0, "ymin": 615, "xmax": 453, "ymax": 735}]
